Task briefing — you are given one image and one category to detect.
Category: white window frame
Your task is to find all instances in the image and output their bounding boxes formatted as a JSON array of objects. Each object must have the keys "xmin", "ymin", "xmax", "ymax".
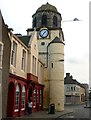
[
  {"xmin": 32, "ymin": 56, "xmax": 36, "ymax": 75},
  {"xmin": 11, "ymin": 41, "xmax": 17, "ymax": 67},
  {"xmin": 21, "ymin": 86, "xmax": 26, "ymax": 110},
  {"xmin": 15, "ymin": 84, "xmax": 20, "ymax": 111},
  {"xmin": 40, "ymin": 89, "xmax": 42, "ymax": 105},
  {"xmin": 21, "ymin": 49, "xmax": 26, "ymax": 71},
  {"xmin": 33, "ymin": 89, "xmax": 36, "ymax": 107},
  {"xmin": 0, "ymin": 43, "xmax": 3, "ymax": 68}
]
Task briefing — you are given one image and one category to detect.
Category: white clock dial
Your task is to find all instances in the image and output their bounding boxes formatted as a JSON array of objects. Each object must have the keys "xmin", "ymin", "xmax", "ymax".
[{"xmin": 39, "ymin": 29, "xmax": 49, "ymax": 38}]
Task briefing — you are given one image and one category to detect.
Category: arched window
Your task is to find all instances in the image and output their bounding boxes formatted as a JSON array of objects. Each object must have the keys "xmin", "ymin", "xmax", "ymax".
[
  {"xmin": 42, "ymin": 15, "xmax": 47, "ymax": 27},
  {"xmin": 33, "ymin": 17, "xmax": 36, "ymax": 28},
  {"xmin": 53, "ymin": 16, "xmax": 58, "ymax": 27},
  {"xmin": 21, "ymin": 86, "xmax": 26, "ymax": 110},
  {"xmin": 15, "ymin": 84, "xmax": 20, "ymax": 110}
]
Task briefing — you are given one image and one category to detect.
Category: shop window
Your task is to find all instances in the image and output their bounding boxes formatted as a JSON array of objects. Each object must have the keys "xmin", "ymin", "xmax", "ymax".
[
  {"xmin": 42, "ymin": 15, "xmax": 47, "ymax": 27},
  {"xmin": 21, "ymin": 86, "xmax": 26, "ymax": 110},
  {"xmin": 15, "ymin": 84, "xmax": 20, "ymax": 110},
  {"xmin": 39, "ymin": 90, "xmax": 42, "ymax": 106},
  {"xmin": 53, "ymin": 16, "xmax": 58, "ymax": 27},
  {"xmin": 37, "ymin": 89, "xmax": 39, "ymax": 103},
  {"xmin": 21, "ymin": 49, "xmax": 26, "ymax": 71},
  {"xmin": 33, "ymin": 89, "xmax": 36, "ymax": 108},
  {"xmin": 11, "ymin": 41, "xmax": 17, "ymax": 67}
]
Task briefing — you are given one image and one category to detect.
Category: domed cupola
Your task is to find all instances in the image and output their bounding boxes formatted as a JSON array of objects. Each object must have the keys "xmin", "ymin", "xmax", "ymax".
[
  {"xmin": 32, "ymin": 2, "xmax": 62, "ymax": 29},
  {"xmin": 36, "ymin": 2, "xmax": 58, "ymax": 12}
]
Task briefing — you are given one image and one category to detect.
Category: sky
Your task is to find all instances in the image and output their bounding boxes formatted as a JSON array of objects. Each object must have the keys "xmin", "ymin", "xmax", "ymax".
[{"xmin": 0, "ymin": 0, "xmax": 90, "ymax": 84}]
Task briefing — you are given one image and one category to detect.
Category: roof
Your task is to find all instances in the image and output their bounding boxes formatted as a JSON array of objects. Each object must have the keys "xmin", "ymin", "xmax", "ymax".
[
  {"xmin": 17, "ymin": 35, "xmax": 31, "ymax": 47},
  {"xmin": 64, "ymin": 76, "xmax": 75, "ymax": 84},
  {"xmin": 36, "ymin": 2, "xmax": 58, "ymax": 12},
  {"xmin": 64, "ymin": 75, "xmax": 85, "ymax": 88},
  {"xmin": 48, "ymin": 36, "xmax": 65, "ymax": 46}
]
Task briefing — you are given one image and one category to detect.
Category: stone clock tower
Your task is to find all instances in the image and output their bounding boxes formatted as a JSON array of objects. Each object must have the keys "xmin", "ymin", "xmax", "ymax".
[{"xmin": 27, "ymin": 2, "xmax": 65, "ymax": 111}]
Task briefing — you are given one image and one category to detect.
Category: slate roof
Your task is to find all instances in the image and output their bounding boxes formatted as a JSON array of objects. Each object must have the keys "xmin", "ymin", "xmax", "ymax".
[
  {"xmin": 48, "ymin": 36, "xmax": 64, "ymax": 46},
  {"xmin": 17, "ymin": 35, "xmax": 31, "ymax": 47},
  {"xmin": 64, "ymin": 75, "xmax": 85, "ymax": 88},
  {"xmin": 36, "ymin": 2, "xmax": 58, "ymax": 12}
]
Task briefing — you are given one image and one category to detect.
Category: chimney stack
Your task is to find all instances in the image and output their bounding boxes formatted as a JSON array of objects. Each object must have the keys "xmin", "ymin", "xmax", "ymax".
[{"xmin": 66, "ymin": 73, "xmax": 70, "ymax": 77}]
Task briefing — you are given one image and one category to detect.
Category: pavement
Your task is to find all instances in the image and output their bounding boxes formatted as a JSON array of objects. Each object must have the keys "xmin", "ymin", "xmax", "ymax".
[{"xmin": 17, "ymin": 109, "xmax": 73, "ymax": 119}]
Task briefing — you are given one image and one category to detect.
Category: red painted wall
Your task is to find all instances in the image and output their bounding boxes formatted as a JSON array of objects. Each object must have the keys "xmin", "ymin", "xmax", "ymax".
[{"xmin": 7, "ymin": 73, "xmax": 44, "ymax": 117}]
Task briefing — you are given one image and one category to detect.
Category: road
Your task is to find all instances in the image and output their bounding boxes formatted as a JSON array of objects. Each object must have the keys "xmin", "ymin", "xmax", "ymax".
[{"xmin": 59, "ymin": 103, "xmax": 91, "ymax": 118}]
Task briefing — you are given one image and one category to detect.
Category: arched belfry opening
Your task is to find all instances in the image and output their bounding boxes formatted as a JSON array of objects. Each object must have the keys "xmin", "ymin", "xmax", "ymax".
[
  {"xmin": 42, "ymin": 15, "xmax": 47, "ymax": 27},
  {"xmin": 33, "ymin": 17, "xmax": 37, "ymax": 28},
  {"xmin": 53, "ymin": 16, "xmax": 58, "ymax": 27},
  {"xmin": 32, "ymin": 2, "xmax": 62, "ymax": 29}
]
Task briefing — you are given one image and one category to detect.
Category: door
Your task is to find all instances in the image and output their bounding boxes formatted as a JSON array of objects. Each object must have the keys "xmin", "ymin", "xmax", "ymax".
[{"xmin": 7, "ymin": 82, "xmax": 15, "ymax": 117}]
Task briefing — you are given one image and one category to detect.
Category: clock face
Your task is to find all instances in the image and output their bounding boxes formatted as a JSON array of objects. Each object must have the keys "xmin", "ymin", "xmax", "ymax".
[{"xmin": 39, "ymin": 29, "xmax": 49, "ymax": 38}]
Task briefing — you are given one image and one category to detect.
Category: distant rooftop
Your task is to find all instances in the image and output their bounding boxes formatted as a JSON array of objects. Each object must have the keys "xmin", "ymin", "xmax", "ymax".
[{"xmin": 64, "ymin": 73, "xmax": 85, "ymax": 88}]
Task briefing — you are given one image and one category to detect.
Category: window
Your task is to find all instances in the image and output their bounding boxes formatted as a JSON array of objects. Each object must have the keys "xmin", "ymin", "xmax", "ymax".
[
  {"xmin": 66, "ymin": 86, "xmax": 70, "ymax": 92},
  {"xmin": 33, "ymin": 17, "xmax": 36, "ymax": 28},
  {"xmin": 32, "ymin": 56, "xmax": 34, "ymax": 74},
  {"xmin": 53, "ymin": 16, "xmax": 58, "ymax": 27},
  {"xmin": 41, "ymin": 42, "xmax": 45, "ymax": 46},
  {"xmin": 33, "ymin": 89, "xmax": 36, "ymax": 108},
  {"xmin": 39, "ymin": 89, "xmax": 42, "ymax": 106},
  {"xmin": 11, "ymin": 41, "xmax": 17, "ymax": 67},
  {"xmin": 32, "ymin": 56, "xmax": 36, "ymax": 75},
  {"xmin": 15, "ymin": 84, "xmax": 20, "ymax": 110},
  {"xmin": 74, "ymin": 86, "xmax": 76, "ymax": 91},
  {"xmin": 42, "ymin": 15, "xmax": 47, "ymax": 27},
  {"xmin": 35, "ymin": 57, "xmax": 36, "ymax": 74},
  {"xmin": 0, "ymin": 44, "xmax": 3, "ymax": 66},
  {"xmin": 21, "ymin": 86, "xmax": 26, "ymax": 110},
  {"xmin": 34, "ymin": 44, "xmax": 36, "ymax": 50},
  {"xmin": 36, "ymin": 89, "xmax": 39, "ymax": 103},
  {"xmin": 21, "ymin": 49, "xmax": 26, "ymax": 71},
  {"xmin": 71, "ymin": 86, "xmax": 73, "ymax": 91},
  {"xmin": 51, "ymin": 63, "xmax": 53, "ymax": 68}
]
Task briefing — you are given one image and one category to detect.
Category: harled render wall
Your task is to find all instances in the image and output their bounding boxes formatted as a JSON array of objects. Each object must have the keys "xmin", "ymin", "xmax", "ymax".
[
  {"xmin": 2, "ymin": 20, "xmax": 11, "ymax": 118},
  {"xmin": 0, "ymin": 11, "xmax": 2, "ymax": 120},
  {"xmin": 48, "ymin": 43, "xmax": 64, "ymax": 111}
]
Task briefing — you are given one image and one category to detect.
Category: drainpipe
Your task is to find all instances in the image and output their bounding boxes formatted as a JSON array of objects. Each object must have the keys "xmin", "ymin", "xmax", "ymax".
[{"xmin": 46, "ymin": 44, "xmax": 50, "ymax": 68}]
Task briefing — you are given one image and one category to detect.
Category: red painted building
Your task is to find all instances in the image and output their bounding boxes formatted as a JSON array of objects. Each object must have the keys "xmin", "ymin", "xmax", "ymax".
[
  {"xmin": 7, "ymin": 31, "xmax": 44, "ymax": 117},
  {"xmin": 7, "ymin": 73, "xmax": 44, "ymax": 117}
]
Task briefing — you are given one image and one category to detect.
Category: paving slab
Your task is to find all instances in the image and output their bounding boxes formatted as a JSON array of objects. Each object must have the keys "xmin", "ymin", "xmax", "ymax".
[{"xmin": 17, "ymin": 109, "xmax": 73, "ymax": 119}]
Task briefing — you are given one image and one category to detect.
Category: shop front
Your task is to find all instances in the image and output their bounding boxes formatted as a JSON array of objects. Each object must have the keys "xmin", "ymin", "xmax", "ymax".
[{"xmin": 7, "ymin": 73, "xmax": 44, "ymax": 117}]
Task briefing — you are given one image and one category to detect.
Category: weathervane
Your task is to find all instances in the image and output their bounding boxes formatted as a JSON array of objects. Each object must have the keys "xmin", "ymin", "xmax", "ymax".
[
  {"xmin": 62, "ymin": 18, "xmax": 82, "ymax": 22},
  {"xmin": 47, "ymin": 0, "xmax": 49, "ymax": 3}
]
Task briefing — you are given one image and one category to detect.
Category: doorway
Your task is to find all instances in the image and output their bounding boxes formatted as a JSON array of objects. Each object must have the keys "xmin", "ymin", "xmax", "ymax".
[
  {"xmin": 28, "ymin": 87, "xmax": 32, "ymax": 101},
  {"xmin": 7, "ymin": 82, "xmax": 15, "ymax": 117}
]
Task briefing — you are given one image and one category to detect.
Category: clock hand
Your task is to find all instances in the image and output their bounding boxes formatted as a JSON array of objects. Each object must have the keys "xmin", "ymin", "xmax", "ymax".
[{"xmin": 42, "ymin": 31, "xmax": 46, "ymax": 35}]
